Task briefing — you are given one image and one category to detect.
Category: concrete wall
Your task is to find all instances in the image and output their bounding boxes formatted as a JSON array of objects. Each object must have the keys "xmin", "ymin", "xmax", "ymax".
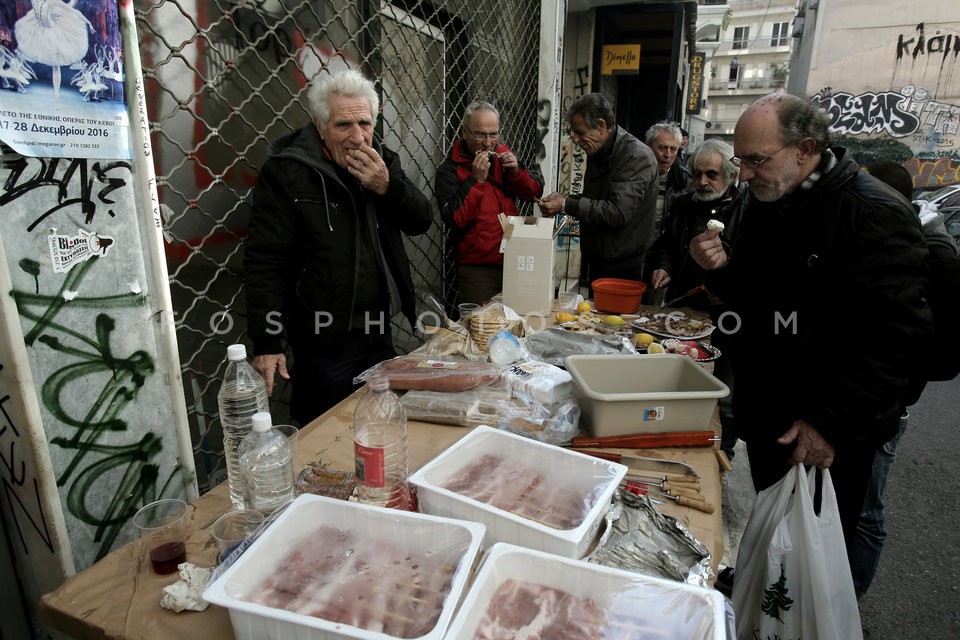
[{"xmin": 790, "ymin": 2, "xmax": 959, "ymax": 187}]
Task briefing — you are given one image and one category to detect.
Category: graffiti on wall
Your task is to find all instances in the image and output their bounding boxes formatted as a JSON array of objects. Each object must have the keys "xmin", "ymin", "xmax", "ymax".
[
  {"xmin": 812, "ymin": 85, "xmax": 958, "ymax": 143},
  {"xmin": 0, "ymin": 368, "xmax": 55, "ymax": 555},
  {"xmin": 2, "ymin": 155, "xmax": 187, "ymax": 563},
  {"xmin": 896, "ymin": 23, "xmax": 960, "ymax": 63},
  {"xmin": 812, "ymin": 85, "xmax": 960, "ymax": 186}
]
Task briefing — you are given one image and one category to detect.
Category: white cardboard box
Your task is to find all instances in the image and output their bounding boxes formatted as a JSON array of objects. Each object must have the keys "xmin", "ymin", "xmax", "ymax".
[
  {"xmin": 408, "ymin": 426, "xmax": 626, "ymax": 558},
  {"xmin": 501, "ymin": 216, "xmax": 556, "ymax": 315},
  {"xmin": 444, "ymin": 543, "xmax": 729, "ymax": 639},
  {"xmin": 203, "ymin": 494, "xmax": 485, "ymax": 640}
]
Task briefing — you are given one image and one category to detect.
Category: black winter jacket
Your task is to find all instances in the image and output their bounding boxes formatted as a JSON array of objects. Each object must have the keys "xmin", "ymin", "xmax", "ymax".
[
  {"xmin": 566, "ymin": 126, "xmax": 659, "ymax": 269},
  {"xmin": 705, "ymin": 148, "xmax": 933, "ymax": 448},
  {"xmin": 647, "ymin": 182, "xmax": 750, "ymax": 307},
  {"xmin": 244, "ymin": 124, "xmax": 432, "ymax": 355}
]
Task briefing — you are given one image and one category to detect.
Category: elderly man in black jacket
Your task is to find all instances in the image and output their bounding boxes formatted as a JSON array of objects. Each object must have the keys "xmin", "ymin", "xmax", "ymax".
[
  {"xmin": 690, "ymin": 93, "xmax": 933, "ymax": 560},
  {"xmin": 244, "ymin": 69, "xmax": 432, "ymax": 425},
  {"xmin": 538, "ymin": 93, "xmax": 658, "ymax": 288}
]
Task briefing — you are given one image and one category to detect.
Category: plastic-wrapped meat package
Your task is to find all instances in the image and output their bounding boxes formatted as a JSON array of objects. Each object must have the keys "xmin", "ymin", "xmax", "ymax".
[
  {"xmin": 245, "ymin": 527, "xmax": 454, "ymax": 637},
  {"xmin": 439, "ymin": 454, "xmax": 599, "ymax": 530},
  {"xmin": 354, "ymin": 354, "xmax": 503, "ymax": 392},
  {"xmin": 445, "ymin": 543, "xmax": 727, "ymax": 640}
]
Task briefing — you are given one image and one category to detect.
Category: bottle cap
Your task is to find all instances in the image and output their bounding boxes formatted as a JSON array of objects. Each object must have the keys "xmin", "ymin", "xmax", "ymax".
[
  {"xmin": 251, "ymin": 411, "xmax": 272, "ymax": 432},
  {"xmin": 227, "ymin": 344, "xmax": 247, "ymax": 361}
]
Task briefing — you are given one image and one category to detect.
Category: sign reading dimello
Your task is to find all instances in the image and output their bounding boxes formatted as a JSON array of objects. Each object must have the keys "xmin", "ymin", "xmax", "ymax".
[
  {"xmin": 601, "ymin": 44, "xmax": 641, "ymax": 75},
  {"xmin": 686, "ymin": 51, "xmax": 706, "ymax": 114}
]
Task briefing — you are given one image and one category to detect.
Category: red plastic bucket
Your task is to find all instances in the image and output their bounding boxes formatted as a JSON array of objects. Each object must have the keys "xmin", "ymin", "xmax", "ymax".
[{"xmin": 591, "ymin": 278, "xmax": 646, "ymax": 314}]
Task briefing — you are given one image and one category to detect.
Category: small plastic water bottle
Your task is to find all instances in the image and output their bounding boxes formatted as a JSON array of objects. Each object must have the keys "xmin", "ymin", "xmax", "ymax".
[
  {"xmin": 217, "ymin": 344, "xmax": 269, "ymax": 510},
  {"xmin": 353, "ymin": 375, "xmax": 410, "ymax": 510},
  {"xmin": 238, "ymin": 412, "xmax": 295, "ymax": 515}
]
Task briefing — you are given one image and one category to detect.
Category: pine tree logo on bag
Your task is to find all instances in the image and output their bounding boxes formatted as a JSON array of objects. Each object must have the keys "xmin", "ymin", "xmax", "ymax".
[{"xmin": 761, "ymin": 564, "xmax": 794, "ymax": 623}]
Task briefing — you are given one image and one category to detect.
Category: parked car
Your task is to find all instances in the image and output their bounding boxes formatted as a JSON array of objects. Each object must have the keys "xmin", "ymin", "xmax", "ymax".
[
  {"xmin": 913, "ymin": 184, "xmax": 960, "ymax": 209},
  {"xmin": 912, "ymin": 185, "xmax": 960, "ymax": 249}
]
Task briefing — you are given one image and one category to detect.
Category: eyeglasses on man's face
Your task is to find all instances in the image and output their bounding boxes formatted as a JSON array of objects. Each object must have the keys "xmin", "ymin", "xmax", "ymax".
[
  {"xmin": 731, "ymin": 142, "xmax": 793, "ymax": 170},
  {"xmin": 465, "ymin": 127, "xmax": 500, "ymax": 141}
]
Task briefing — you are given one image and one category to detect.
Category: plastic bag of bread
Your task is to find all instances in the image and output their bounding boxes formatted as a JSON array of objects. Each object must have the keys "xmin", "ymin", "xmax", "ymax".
[{"xmin": 466, "ymin": 301, "xmax": 526, "ymax": 353}]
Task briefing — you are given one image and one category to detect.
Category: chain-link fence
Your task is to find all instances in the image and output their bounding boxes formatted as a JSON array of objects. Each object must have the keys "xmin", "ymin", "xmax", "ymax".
[{"xmin": 134, "ymin": 0, "xmax": 543, "ymax": 493}]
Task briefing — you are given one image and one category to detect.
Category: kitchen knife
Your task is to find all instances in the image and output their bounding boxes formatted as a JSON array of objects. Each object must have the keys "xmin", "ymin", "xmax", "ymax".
[
  {"xmin": 662, "ymin": 284, "xmax": 705, "ymax": 308},
  {"xmin": 573, "ymin": 449, "xmax": 701, "ymax": 480}
]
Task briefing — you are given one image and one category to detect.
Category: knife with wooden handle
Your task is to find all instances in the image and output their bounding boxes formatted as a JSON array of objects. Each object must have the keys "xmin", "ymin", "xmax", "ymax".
[{"xmin": 571, "ymin": 431, "xmax": 718, "ymax": 449}]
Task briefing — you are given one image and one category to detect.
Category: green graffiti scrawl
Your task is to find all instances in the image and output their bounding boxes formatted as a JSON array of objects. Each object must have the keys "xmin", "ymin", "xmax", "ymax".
[{"xmin": 11, "ymin": 258, "xmax": 187, "ymax": 560}]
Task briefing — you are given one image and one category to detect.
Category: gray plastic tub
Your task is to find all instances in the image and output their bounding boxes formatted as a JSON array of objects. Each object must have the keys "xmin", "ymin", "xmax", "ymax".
[{"xmin": 564, "ymin": 354, "xmax": 730, "ymax": 437}]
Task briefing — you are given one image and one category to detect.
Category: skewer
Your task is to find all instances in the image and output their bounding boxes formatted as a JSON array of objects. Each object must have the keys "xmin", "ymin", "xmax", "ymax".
[{"xmin": 622, "ymin": 481, "xmax": 714, "ymax": 514}]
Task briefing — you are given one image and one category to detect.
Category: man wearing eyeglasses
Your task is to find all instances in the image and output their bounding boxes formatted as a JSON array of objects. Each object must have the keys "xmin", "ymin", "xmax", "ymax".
[
  {"xmin": 538, "ymin": 93, "xmax": 658, "ymax": 289},
  {"xmin": 436, "ymin": 100, "xmax": 544, "ymax": 306},
  {"xmin": 689, "ymin": 93, "xmax": 932, "ymax": 594}
]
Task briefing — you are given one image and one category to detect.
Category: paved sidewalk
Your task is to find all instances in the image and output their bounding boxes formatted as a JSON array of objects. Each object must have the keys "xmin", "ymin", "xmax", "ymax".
[{"xmin": 720, "ymin": 439, "xmax": 755, "ymax": 567}]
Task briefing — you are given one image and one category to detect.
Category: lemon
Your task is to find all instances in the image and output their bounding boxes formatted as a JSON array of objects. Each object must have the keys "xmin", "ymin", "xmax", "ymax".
[
  {"xmin": 647, "ymin": 342, "xmax": 666, "ymax": 354},
  {"xmin": 576, "ymin": 301, "xmax": 592, "ymax": 314},
  {"xmin": 556, "ymin": 312, "xmax": 578, "ymax": 323},
  {"xmin": 603, "ymin": 315, "xmax": 626, "ymax": 326},
  {"xmin": 635, "ymin": 332, "xmax": 655, "ymax": 347}
]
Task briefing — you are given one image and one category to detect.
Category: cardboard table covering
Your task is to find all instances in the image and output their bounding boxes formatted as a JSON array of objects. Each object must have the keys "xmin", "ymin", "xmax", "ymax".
[{"xmin": 40, "ymin": 386, "xmax": 724, "ymax": 640}]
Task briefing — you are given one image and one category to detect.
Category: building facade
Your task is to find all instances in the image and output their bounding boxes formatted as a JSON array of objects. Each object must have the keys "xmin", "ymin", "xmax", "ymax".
[
  {"xmin": 695, "ymin": 0, "xmax": 796, "ymax": 139},
  {"xmin": 789, "ymin": 0, "xmax": 959, "ymax": 188}
]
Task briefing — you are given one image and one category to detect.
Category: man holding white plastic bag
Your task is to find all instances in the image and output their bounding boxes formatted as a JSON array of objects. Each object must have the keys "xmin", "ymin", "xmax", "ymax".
[{"xmin": 690, "ymin": 94, "xmax": 932, "ymax": 635}]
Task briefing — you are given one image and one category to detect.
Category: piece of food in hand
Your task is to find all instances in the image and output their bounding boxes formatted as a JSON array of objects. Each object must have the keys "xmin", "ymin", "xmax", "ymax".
[
  {"xmin": 576, "ymin": 301, "xmax": 592, "ymax": 314},
  {"xmin": 647, "ymin": 343, "xmax": 666, "ymax": 354},
  {"xmin": 556, "ymin": 312, "xmax": 578, "ymax": 323},
  {"xmin": 603, "ymin": 315, "xmax": 626, "ymax": 326},
  {"xmin": 706, "ymin": 219, "xmax": 725, "ymax": 232},
  {"xmin": 635, "ymin": 332, "xmax": 655, "ymax": 347}
]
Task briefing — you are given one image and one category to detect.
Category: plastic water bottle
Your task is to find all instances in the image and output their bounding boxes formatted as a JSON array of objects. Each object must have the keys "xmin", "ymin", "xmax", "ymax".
[
  {"xmin": 353, "ymin": 375, "xmax": 410, "ymax": 509},
  {"xmin": 218, "ymin": 344, "xmax": 269, "ymax": 510},
  {"xmin": 239, "ymin": 412, "xmax": 295, "ymax": 514}
]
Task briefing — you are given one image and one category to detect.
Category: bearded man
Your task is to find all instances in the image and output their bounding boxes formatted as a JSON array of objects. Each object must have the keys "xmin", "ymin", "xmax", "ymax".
[{"xmin": 646, "ymin": 137, "xmax": 748, "ymax": 459}]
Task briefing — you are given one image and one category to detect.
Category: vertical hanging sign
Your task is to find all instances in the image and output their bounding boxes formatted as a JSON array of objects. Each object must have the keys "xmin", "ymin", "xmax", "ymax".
[
  {"xmin": 0, "ymin": 0, "xmax": 131, "ymax": 158},
  {"xmin": 686, "ymin": 51, "xmax": 706, "ymax": 115}
]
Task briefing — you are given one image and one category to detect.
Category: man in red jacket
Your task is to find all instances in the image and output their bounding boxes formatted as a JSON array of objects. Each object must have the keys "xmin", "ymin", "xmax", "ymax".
[{"xmin": 436, "ymin": 100, "xmax": 544, "ymax": 306}]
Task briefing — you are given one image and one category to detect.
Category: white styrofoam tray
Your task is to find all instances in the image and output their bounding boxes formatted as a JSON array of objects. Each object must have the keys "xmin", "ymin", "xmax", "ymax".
[
  {"xmin": 203, "ymin": 493, "xmax": 485, "ymax": 640},
  {"xmin": 444, "ymin": 543, "xmax": 729, "ymax": 639},
  {"xmin": 565, "ymin": 354, "xmax": 730, "ymax": 437},
  {"xmin": 408, "ymin": 425, "xmax": 627, "ymax": 558}
]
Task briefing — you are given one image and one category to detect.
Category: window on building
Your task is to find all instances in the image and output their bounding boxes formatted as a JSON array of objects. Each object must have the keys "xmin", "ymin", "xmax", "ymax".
[
  {"xmin": 727, "ymin": 60, "xmax": 740, "ymax": 88},
  {"xmin": 771, "ymin": 22, "xmax": 789, "ymax": 46},
  {"xmin": 733, "ymin": 26, "xmax": 749, "ymax": 49}
]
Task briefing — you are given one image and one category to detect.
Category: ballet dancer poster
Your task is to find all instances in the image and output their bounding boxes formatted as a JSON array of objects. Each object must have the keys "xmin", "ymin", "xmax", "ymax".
[{"xmin": 0, "ymin": 0, "xmax": 131, "ymax": 159}]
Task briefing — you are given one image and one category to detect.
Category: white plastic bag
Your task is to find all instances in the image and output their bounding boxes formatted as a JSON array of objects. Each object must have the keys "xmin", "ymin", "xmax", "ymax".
[{"xmin": 732, "ymin": 465, "xmax": 862, "ymax": 640}]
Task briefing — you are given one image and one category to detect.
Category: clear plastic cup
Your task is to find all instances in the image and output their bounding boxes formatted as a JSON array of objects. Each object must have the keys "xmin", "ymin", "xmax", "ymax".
[
  {"xmin": 211, "ymin": 509, "xmax": 265, "ymax": 562},
  {"xmin": 272, "ymin": 424, "xmax": 299, "ymax": 452},
  {"xmin": 558, "ymin": 290, "xmax": 578, "ymax": 310},
  {"xmin": 133, "ymin": 498, "xmax": 189, "ymax": 575},
  {"xmin": 458, "ymin": 302, "xmax": 480, "ymax": 324}
]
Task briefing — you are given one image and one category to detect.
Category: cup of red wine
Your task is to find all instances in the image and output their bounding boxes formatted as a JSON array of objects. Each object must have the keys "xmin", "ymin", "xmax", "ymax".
[{"xmin": 133, "ymin": 499, "xmax": 189, "ymax": 575}]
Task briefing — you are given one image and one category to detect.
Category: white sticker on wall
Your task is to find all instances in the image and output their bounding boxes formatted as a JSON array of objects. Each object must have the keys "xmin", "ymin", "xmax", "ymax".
[{"xmin": 48, "ymin": 228, "xmax": 116, "ymax": 273}]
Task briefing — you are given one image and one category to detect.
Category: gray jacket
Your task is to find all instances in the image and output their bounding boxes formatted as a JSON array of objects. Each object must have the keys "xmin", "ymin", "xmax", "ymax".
[{"xmin": 566, "ymin": 125, "xmax": 658, "ymax": 270}]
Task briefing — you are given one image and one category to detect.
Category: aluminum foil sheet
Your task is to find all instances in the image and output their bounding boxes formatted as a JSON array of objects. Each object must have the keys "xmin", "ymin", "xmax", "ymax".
[
  {"xmin": 586, "ymin": 489, "xmax": 714, "ymax": 587},
  {"xmin": 524, "ymin": 327, "xmax": 637, "ymax": 367}
]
